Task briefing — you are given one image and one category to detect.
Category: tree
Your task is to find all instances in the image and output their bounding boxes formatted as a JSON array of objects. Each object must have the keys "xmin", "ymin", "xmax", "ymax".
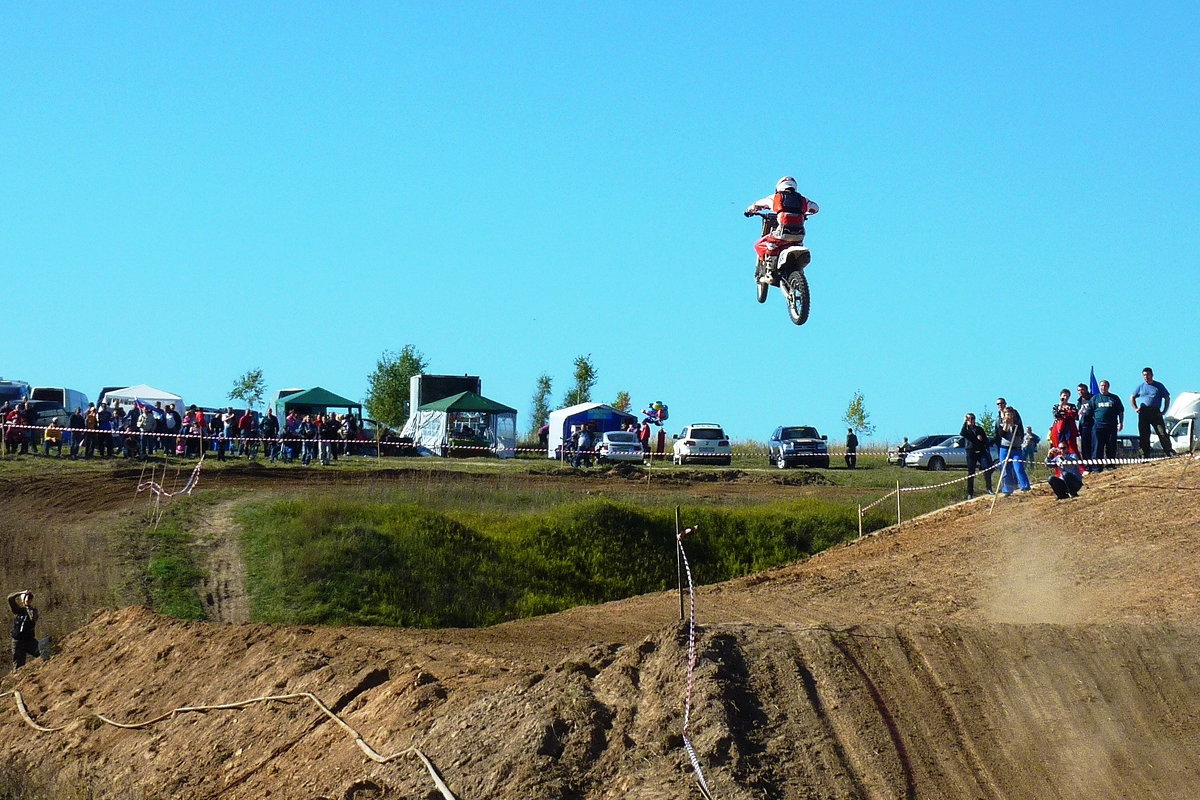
[
  {"xmin": 364, "ymin": 345, "xmax": 428, "ymax": 427},
  {"xmin": 611, "ymin": 391, "xmax": 631, "ymax": 413},
  {"xmin": 530, "ymin": 374, "xmax": 553, "ymax": 435},
  {"xmin": 842, "ymin": 390, "xmax": 876, "ymax": 436},
  {"xmin": 229, "ymin": 368, "xmax": 266, "ymax": 409},
  {"xmin": 979, "ymin": 407, "xmax": 997, "ymax": 437},
  {"xmin": 562, "ymin": 354, "xmax": 597, "ymax": 407}
]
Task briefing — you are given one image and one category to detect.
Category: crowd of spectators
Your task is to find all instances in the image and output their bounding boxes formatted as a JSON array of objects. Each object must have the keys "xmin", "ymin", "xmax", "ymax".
[{"xmin": 0, "ymin": 400, "xmax": 374, "ymax": 465}]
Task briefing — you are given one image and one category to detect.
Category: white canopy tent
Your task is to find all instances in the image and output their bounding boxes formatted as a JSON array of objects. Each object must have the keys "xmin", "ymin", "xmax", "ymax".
[{"xmin": 100, "ymin": 384, "xmax": 186, "ymax": 414}]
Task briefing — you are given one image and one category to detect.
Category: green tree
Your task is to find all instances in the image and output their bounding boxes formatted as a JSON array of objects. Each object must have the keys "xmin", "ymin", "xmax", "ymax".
[
  {"xmin": 979, "ymin": 407, "xmax": 997, "ymax": 437},
  {"xmin": 842, "ymin": 390, "xmax": 876, "ymax": 436},
  {"xmin": 365, "ymin": 345, "xmax": 429, "ymax": 427},
  {"xmin": 611, "ymin": 391, "xmax": 631, "ymax": 412},
  {"xmin": 562, "ymin": 354, "xmax": 597, "ymax": 407},
  {"xmin": 228, "ymin": 368, "xmax": 266, "ymax": 409},
  {"xmin": 530, "ymin": 374, "xmax": 553, "ymax": 435}
]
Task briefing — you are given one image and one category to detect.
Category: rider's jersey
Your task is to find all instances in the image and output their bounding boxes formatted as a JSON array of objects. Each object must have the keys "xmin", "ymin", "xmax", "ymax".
[{"xmin": 749, "ymin": 190, "xmax": 819, "ymax": 216}]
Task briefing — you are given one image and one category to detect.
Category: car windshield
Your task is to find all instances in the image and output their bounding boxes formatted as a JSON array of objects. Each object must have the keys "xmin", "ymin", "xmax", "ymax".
[
  {"xmin": 605, "ymin": 432, "xmax": 638, "ymax": 443},
  {"xmin": 780, "ymin": 427, "xmax": 819, "ymax": 440},
  {"xmin": 689, "ymin": 428, "xmax": 725, "ymax": 440}
]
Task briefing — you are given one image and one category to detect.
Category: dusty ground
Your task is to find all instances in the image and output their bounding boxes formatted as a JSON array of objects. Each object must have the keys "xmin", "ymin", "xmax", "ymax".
[{"xmin": 1, "ymin": 457, "xmax": 1199, "ymax": 798}]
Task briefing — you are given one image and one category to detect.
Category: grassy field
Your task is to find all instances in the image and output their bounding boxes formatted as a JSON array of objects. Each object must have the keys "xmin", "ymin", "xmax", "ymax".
[{"xmin": 2, "ymin": 449, "xmax": 990, "ymax": 629}]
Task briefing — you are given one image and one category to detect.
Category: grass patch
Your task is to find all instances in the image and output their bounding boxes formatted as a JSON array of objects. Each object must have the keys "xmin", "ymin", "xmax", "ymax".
[
  {"xmin": 113, "ymin": 497, "xmax": 212, "ymax": 621},
  {"xmin": 238, "ymin": 493, "xmax": 883, "ymax": 628}
]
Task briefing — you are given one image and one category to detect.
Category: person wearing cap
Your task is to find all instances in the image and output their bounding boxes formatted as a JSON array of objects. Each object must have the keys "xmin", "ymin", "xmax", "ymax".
[{"xmin": 8, "ymin": 590, "xmax": 40, "ymax": 669}]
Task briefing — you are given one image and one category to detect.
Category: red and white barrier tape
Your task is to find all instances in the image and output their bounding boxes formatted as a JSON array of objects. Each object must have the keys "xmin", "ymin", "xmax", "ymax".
[{"xmin": 676, "ymin": 525, "xmax": 714, "ymax": 800}]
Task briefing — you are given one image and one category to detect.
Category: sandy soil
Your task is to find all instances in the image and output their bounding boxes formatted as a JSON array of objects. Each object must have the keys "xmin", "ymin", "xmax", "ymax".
[{"xmin": 1, "ymin": 457, "xmax": 1199, "ymax": 798}]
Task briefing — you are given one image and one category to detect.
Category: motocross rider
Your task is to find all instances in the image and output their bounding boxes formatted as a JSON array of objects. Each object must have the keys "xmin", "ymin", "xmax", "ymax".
[{"xmin": 744, "ymin": 176, "xmax": 819, "ymax": 238}]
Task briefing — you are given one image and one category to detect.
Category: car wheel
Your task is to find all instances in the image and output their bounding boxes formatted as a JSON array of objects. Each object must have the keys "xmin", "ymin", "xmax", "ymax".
[
  {"xmin": 928, "ymin": 456, "xmax": 945, "ymax": 471},
  {"xmin": 720, "ymin": 457, "xmax": 731, "ymax": 466},
  {"xmin": 776, "ymin": 454, "xmax": 788, "ymax": 469}
]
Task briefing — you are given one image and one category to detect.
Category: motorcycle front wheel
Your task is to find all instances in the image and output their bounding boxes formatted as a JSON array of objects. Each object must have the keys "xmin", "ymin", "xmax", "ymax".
[
  {"xmin": 755, "ymin": 261, "xmax": 768, "ymax": 303},
  {"xmin": 783, "ymin": 270, "xmax": 810, "ymax": 326}
]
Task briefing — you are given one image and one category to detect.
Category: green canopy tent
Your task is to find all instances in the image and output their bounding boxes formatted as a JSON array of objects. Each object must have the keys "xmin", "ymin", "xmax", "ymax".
[
  {"xmin": 400, "ymin": 390, "xmax": 517, "ymax": 458},
  {"xmin": 275, "ymin": 386, "xmax": 363, "ymax": 419}
]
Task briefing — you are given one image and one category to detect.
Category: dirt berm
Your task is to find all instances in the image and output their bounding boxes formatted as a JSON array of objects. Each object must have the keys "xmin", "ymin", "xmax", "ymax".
[{"xmin": 3, "ymin": 459, "xmax": 1200, "ymax": 798}]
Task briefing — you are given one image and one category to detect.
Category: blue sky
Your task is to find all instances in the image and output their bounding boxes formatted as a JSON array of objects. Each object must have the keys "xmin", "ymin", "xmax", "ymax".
[{"xmin": 2, "ymin": 2, "xmax": 1197, "ymax": 444}]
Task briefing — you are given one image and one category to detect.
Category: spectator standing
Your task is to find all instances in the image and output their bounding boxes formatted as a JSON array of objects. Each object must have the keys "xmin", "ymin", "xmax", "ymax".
[
  {"xmin": 572, "ymin": 425, "xmax": 594, "ymax": 468},
  {"xmin": 18, "ymin": 401, "xmax": 36, "ymax": 455},
  {"xmin": 537, "ymin": 424, "xmax": 550, "ymax": 453},
  {"xmin": 161, "ymin": 404, "xmax": 180, "ymax": 455},
  {"xmin": 238, "ymin": 408, "xmax": 257, "ymax": 459},
  {"xmin": 1130, "ymin": 367, "xmax": 1175, "ymax": 458},
  {"xmin": 319, "ymin": 414, "xmax": 340, "ymax": 465},
  {"xmin": 638, "ymin": 420, "xmax": 651, "ymax": 460},
  {"xmin": 138, "ymin": 404, "xmax": 158, "ymax": 460},
  {"xmin": 1090, "ymin": 379, "xmax": 1125, "ymax": 472},
  {"xmin": 8, "ymin": 590, "xmax": 40, "ymax": 669},
  {"xmin": 298, "ymin": 415, "xmax": 316, "ymax": 466},
  {"xmin": 1076, "ymin": 383, "xmax": 1095, "ymax": 465},
  {"xmin": 1021, "ymin": 426, "xmax": 1041, "ymax": 475},
  {"xmin": 844, "ymin": 428, "xmax": 859, "ymax": 469},
  {"xmin": 997, "ymin": 406, "xmax": 1032, "ymax": 494},
  {"xmin": 67, "ymin": 407, "xmax": 84, "ymax": 459},
  {"xmin": 961, "ymin": 413, "xmax": 994, "ymax": 499},
  {"xmin": 260, "ymin": 409, "xmax": 280, "ymax": 462},
  {"xmin": 96, "ymin": 403, "xmax": 113, "ymax": 458},
  {"xmin": 1050, "ymin": 389, "xmax": 1080, "ymax": 454}
]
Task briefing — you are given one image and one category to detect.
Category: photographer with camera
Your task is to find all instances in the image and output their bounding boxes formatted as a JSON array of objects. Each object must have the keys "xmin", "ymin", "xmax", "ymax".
[
  {"xmin": 1051, "ymin": 388, "xmax": 1081, "ymax": 457},
  {"xmin": 8, "ymin": 589, "xmax": 40, "ymax": 670}
]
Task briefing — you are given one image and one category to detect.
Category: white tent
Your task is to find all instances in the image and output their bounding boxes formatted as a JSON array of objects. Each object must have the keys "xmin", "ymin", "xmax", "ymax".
[
  {"xmin": 546, "ymin": 402, "xmax": 637, "ymax": 458},
  {"xmin": 100, "ymin": 384, "xmax": 186, "ymax": 414}
]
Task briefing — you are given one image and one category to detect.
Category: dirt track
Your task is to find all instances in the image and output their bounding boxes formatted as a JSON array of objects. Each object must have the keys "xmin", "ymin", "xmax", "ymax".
[{"xmin": 2, "ymin": 458, "xmax": 1199, "ymax": 798}]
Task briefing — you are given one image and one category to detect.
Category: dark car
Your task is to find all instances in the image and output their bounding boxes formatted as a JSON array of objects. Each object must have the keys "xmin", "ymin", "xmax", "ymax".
[
  {"xmin": 890, "ymin": 434, "xmax": 956, "ymax": 466},
  {"xmin": 768, "ymin": 425, "xmax": 830, "ymax": 469},
  {"xmin": 23, "ymin": 400, "xmax": 70, "ymax": 427}
]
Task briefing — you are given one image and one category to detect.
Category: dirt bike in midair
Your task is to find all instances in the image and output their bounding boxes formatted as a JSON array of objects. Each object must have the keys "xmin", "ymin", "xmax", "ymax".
[{"xmin": 746, "ymin": 210, "xmax": 812, "ymax": 326}]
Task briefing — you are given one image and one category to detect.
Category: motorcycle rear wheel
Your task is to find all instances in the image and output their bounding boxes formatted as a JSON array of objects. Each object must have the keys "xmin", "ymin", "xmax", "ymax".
[{"xmin": 783, "ymin": 271, "xmax": 810, "ymax": 326}]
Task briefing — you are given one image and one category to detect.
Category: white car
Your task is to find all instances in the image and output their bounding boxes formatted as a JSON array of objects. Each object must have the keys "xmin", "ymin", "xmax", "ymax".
[
  {"xmin": 905, "ymin": 436, "xmax": 1000, "ymax": 470},
  {"xmin": 595, "ymin": 430, "xmax": 644, "ymax": 463},
  {"xmin": 672, "ymin": 423, "xmax": 732, "ymax": 466}
]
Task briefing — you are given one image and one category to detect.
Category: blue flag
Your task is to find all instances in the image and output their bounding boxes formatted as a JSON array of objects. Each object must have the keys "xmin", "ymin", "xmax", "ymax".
[{"xmin": 1089, "ymin": 366, "xmax": 1100, "ymax": 396}]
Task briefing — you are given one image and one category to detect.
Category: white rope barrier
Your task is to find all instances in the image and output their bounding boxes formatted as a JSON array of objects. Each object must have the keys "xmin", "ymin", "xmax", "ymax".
[{"xmin": 0, "ymin": 688, "xmax": 457, "ymax": 799}]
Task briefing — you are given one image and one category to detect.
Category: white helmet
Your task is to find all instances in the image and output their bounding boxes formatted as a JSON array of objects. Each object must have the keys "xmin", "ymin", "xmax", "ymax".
[{"xmin": 776, "ymin": 176, "xmax": 797, "ymax": 192}]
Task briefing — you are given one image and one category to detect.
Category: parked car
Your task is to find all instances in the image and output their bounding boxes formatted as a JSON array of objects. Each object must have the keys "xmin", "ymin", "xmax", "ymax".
[
  {"xmin": 595, "ymin": 430, "xmax": 644, "ymax": 464},
  {"xmin": 906, "ymin": 436, "xmax": 1000, "ymax": 471},
  {"xmin": 767, "ymin": 425, "xmax": 829, "ymax": 469},
  {"xmin": 672, "ymin": 423, "xmax": 732, "ymax": 466},
  {"xmin": 1113, "ymin": 433, "xmax": 1142, "ymax": 459},
  {"xmin": 889, "ymin": 434, "xmax": 955, "ymax": 465}
]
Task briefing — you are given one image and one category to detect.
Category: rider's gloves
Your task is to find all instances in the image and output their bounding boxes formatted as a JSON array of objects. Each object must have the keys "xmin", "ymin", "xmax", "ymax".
[{"xmin": 743, "ymin": 208, "xmax": 756, "ymax": 217}]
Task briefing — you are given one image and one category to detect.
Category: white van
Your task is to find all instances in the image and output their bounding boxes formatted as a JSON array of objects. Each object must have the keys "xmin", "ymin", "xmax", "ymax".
[{"xmin": 31, "ymin": 387, "xmax": 90, "ymax": 413}]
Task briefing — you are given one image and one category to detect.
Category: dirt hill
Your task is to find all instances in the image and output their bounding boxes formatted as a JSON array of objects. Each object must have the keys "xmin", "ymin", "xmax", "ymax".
[{"xmin": 2, "ymin": 458, "xmax": 1200, "ymax": 798}]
